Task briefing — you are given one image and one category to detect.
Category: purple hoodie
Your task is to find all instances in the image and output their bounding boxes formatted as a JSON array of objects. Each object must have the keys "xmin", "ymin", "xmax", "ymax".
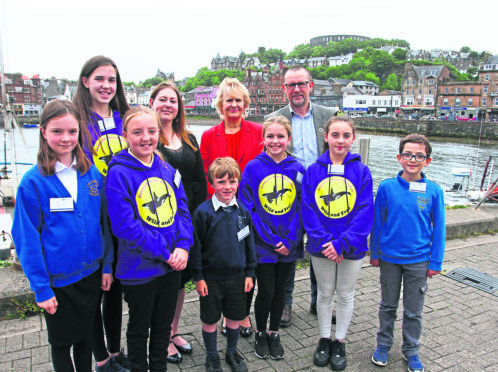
[{"xmin": 105, "ymin": 150, "xmax": 193, "ymax": 285}]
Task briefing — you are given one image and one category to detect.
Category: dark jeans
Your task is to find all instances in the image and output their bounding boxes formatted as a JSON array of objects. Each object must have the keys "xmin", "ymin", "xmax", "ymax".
[
  {"xmin": 123, "ymin": 271, "xmax": 180, "ymax": 372},
  {"xmin": 255, "ymin": 262, "xmax": 293, "ymax": 331},
  {"xmin": 92, "ymin": 277, "xmax": 123, "ymax": 362}
]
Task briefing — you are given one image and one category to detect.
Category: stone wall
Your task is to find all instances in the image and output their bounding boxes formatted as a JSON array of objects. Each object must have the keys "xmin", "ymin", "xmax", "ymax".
[{"xmin": 351, "ymin": 119, "xmax": 498, "ymax": 140}]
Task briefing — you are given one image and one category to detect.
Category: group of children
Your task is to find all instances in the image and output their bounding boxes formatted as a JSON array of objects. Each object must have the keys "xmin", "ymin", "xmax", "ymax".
[{"xmin": 11, "ymin": 55, "xmax": 445, "ymax": 372}]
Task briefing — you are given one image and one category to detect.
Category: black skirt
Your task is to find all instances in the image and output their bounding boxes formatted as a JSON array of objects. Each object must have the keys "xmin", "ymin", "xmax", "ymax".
[{"xmin": 43, "ymin": 269, "xmax": 101, "ymax": 346}]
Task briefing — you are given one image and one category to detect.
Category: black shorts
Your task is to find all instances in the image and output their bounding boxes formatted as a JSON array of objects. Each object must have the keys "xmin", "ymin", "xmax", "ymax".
[{"xmin": 200, "ymin": 276, "xmax": 247, "ymax": 325}]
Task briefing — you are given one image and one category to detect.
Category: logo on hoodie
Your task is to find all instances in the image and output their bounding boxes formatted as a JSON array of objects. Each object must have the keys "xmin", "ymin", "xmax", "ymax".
[
  {"xmin": 258, "ymin": 174, "xmax": 296, "ymax": 215},
  {"xmin": 92, "ymin": 134, "xmax": 127, "ymax": 176},
  {"xmin": 315, "ymin": 176, "xmax": 356, "ymax": 219},
  {"xmin": 136, "ymin": 177, "xmax": 177, "ymax": 227}
]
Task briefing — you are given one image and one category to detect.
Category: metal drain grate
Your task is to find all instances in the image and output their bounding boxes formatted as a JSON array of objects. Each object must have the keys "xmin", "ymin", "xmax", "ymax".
[{"xmin": 442, "ymin": 267, "xmax": 498, "ymax": 296}]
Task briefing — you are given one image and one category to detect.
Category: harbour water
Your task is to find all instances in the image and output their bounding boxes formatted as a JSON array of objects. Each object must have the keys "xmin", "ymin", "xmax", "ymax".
[{"xmin": 1, "ymin": 126, "xmax": 497, "ymax": 194}]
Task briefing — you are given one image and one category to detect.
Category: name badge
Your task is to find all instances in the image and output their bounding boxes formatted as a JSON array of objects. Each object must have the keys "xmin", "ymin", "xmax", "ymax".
[
  {"xmin": 98, "ymin": 117, "xmax": 116, "ymax": 132},
  {"xmin": 409, "ymin": 182, "xmax": 427, "ymax": 193},
  {"xmin": 50, "ymin": 197, "xmax": 74, "ymax": 212},
  {"xmin": 328, "ymin": 164, "xmax": 344, "ymax": 175},
  {"xmin": 237, "ymin": 225, "xmax": 250, "ymax": 241},
  {"xmin": 174, "ymin": 170, "xmax": 182, "ymax": 188},
  {"xmin": 296, "ymin": 171, "xmax": 303, "ymax": 184}
]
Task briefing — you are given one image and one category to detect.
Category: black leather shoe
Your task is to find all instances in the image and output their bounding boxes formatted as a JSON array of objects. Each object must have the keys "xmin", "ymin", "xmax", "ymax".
[
  {"xmin": 171, "ymin": 334, "xmax": 193, "ymax": 354},
  {"xmin": 239, "ymin": 317, "xmax": 252, "ymax": 338},
  {"xmin": 225, "ymin": 351, "xmax": 248, "ymax": 372},
  {"xmin": 239, "ymin": 325, "xmax": 252, "ymax": 338},
  {"xmin": 280, "ymin": 305, "xmax": 292, "ymax": 327},
  {"xmin": 313, "ymin": 338, "xmax": 331, "ymax": 367},
  {"xmin": 166, "ymin": 349, "xmax": 183, "ymax": 364}
]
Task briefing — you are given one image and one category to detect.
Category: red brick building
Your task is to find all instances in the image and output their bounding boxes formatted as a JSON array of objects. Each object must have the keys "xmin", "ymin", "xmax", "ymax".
[
  {"xmin": 401, "ymin": 64, "xmax": 451, "ymax": 117},
  {"xmin": 479, "ymin": 56, "xmax": 498, "ymax": 121},
  {"xmin": 436, "ymin": 81, "xmax": 483, "ymax": 120},
  {"xmin": 243, "ymin": 66, "xmax": 288, "ymax": 116},
  {"xmin": 1, "ymin": 73, "xmax": 43, "ymax": 115}
]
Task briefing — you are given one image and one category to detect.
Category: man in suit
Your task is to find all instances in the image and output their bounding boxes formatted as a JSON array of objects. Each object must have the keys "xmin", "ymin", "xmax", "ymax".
[{"xmin": 265, "ymin": 66, "xmax": 337, "ymax": 327}]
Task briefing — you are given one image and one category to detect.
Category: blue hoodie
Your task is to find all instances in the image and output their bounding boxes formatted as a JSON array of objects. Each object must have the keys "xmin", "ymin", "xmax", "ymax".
[
  {"xmin": 370, "ymin": 171, "xmax": 446, "ymax": 271},
  {"xmin": 105, "ymin": 150, "xmax": 193, "ymax": 285},
  {"xmin": 84, "ymin": 110, "xmax": 127, "ymax": 177},
  {"xmin": 239, "ymin": 152, "xmax": 305, "ymax": 263},
  {"xmin": 302, "ymin": 151, "xmax": 374, "ymax": 260}
]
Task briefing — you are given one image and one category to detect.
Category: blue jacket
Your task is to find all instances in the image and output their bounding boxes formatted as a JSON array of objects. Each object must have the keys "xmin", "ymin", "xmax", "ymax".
[
  {"xmin": 302, "ymin": 151, "xmax": 374, "ymax": 260},
  {"xmin": 105, "ymin": 150, "xmax": 193, "ymax": 285},
  {"xmin": 190, "ymin": 199, "xmax": 257, "ymax": 281},
  {"xmin": 12, "ymin": 165, "xmax": 112, "ymax": 302},
  {"xmin": 370, "ymin": 171, "xmax": 446, "ymax": 271},
  {"xmin": 84, "ymin": 110, "xmax": 127, "ymax": 177},
  {"xmin": 239, "ymin": 152, "xmax": 305, "ymax": 263}
]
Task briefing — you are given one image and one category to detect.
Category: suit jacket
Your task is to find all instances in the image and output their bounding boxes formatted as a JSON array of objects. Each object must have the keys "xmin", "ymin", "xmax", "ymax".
[
  {"xmin": 265, "ymin": 104, "xmax": 337, "ymax": 155},
  {"xmin": 200, "ymin": 118, "xmax": 263, "ymax": 197}
]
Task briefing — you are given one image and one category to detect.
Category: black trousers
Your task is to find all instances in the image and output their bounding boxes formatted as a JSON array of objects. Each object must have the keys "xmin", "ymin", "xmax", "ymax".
[
  {"xmin": 122, "ymin": 271, "xmax": 180, "ymax": 372},
  {"xmin": 92, "ymin": 277, "xmax": 123, "ymax": 361},
  {"xmin": 254, "ymin": 262, "xmax": 293, "ymax": 332}
]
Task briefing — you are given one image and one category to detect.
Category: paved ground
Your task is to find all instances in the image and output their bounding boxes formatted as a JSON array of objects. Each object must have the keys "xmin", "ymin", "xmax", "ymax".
[{"xmin": 0, "ymin": 231, "xmax": 497, "ymax": 371}]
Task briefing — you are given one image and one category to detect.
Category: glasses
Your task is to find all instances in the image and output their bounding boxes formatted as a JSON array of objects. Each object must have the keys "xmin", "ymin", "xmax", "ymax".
[
  {"xmin": 400, "ymin": 153, "xmax": 427, "ymax": 162},
  {"xmin": 284, "ymin": 81, "xmax": 309, "ymax": 90}
]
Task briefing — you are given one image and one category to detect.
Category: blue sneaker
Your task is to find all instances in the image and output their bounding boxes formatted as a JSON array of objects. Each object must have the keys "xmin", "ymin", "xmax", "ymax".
[
  {"xmin": 403, "ymin": 354, "xmax": 424, "ymax": 372},
  {"xmin": 371, "ymin": 345, "xmax": 390, "ymax": 366}
]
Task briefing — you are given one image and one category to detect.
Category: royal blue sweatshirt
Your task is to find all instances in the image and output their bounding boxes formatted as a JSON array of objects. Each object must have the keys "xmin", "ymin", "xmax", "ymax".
[
  {"xmin": 190, "ymin": 199, "xmax": 257, "ymax": 281},
  {"xmin": 302, "ymin": 151, "xmax": 374, "ymax": 260},
  {"xmin": 370, "ymin": 171, "xmax": 446, "ymax": 271},
  {"xmin": 239, "ymin": 152, "xmax": 305, "ymax": 263},
  {"xmin": 105, "ymin": 150, "xmax": 193, "ymax": 285},
  {"xmin": 12, "ymin": 165, "xmax": 113, "ymax": 302},
  {"xmin": 84, "ymin": 110, "xmax": 127, "ymax": 177}
]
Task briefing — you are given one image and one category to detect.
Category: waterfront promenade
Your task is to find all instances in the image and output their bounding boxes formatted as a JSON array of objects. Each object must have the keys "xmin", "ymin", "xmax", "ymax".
[{"xmin": 0, "ymin": 206, "xmax": 497, "ymax": 371}]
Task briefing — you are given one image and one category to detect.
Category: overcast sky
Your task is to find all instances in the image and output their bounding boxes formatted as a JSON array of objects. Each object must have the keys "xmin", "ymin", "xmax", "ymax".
[{"xmin": 1, "ymin": 0, "xmax": 496, "ymax": 83}]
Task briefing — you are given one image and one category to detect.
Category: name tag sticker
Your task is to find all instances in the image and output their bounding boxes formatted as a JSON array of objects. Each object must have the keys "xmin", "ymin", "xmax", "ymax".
[
  {"xmin": 50, "ymin": 197, "xmax": 74, "ymax": 212},
  {"xmin": 328, "ymin": 164, "xmax": 344, "ymax": 175},
  {"xmin": 174, "ymin": 170, "xmax": 182, "ymax": 188},
  {"xmin": 98, "ymin": 117, "xmax": 116, "ymax": 132},
  {"xmin": 409, "ymin": 182, "xmax": 427, "ymax": 193},
  {"xmin": 237, "ymin": 225, "xmax": 250, "ymax": 241},
  {"xmin": 296, "ymin": 171, "xmax": 303, "ymax": 184}
]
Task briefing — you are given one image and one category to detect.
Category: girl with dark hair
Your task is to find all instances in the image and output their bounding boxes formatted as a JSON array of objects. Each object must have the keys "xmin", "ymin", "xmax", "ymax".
[
  {"xmin": 12, "ymin": 99, "xmax": 113, "ymax": 372},
  {"xmin": 73, "ymin": 55, "xmax": 130, "ymax": 371},
  {"xmin": 150, "ymin": 81, "xmax": 207, "ymax": 364}
]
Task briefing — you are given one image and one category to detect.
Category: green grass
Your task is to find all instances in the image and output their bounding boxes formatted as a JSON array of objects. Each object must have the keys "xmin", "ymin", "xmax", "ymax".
[
  {"xmin": 0, "ymin": 259, "xmax": 13, "ymax": 267},
  {"xmin": 445, "ymin": 204, "xmax": 468, "ymax": 210},
  {"xmin": 2, "ymin": 298, "xmax": 43, "ymax": 320}
]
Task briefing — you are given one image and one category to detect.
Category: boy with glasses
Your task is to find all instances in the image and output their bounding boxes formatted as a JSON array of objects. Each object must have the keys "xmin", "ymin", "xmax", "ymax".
[{"xmin": 369, "ymin": 134, "xmax": 446, "ymax": 372}]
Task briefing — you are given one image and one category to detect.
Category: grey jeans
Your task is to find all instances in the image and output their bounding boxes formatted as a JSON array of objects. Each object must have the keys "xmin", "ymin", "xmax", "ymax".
[
  {"xmin": 377, "ymin": 260, "xmax": 429, "ymax": 356},
  {"xmin": 311, "ymin": 256, "xmax": 363, "ymax": 340}
]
